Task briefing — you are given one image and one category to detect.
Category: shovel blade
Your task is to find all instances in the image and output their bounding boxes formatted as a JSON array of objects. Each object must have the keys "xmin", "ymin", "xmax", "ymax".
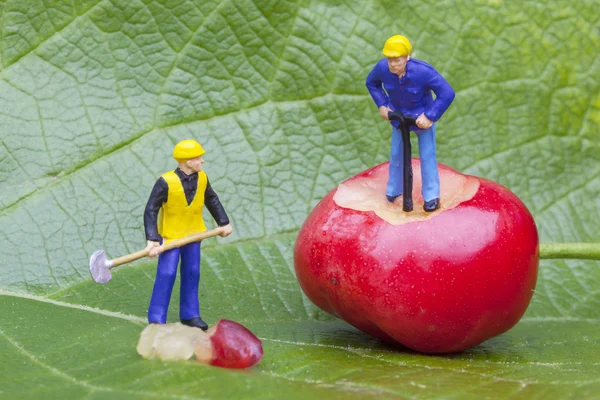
[{"xmin": 89, "ymin": 250, "xmax": 112, "ymax": 284}]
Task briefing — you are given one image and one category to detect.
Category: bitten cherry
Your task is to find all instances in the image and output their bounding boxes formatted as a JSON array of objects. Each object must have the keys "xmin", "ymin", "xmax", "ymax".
[{"xmin": 294, "ymin": 161, "xmax": 539, "ymax": 353}]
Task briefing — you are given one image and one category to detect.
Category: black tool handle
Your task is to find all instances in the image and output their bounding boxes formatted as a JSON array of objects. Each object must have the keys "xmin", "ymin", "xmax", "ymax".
[{"xmin": 388, "ymin": 111, "xmax": 415, "ymax": 212}]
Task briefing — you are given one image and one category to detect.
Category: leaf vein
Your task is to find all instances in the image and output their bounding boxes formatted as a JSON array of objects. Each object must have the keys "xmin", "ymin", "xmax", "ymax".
[{"xmin": 2, "ymin": 0, "xmax": 104, "ymax": 70}]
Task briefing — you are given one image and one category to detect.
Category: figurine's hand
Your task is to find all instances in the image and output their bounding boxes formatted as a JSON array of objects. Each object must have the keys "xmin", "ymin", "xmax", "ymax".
[
  {"xmin": 146, "ymin": 240, "xmax": 162, "ymax": 258},
  {"xmin": 219, "ymin": 224, "xmax": 233, "ymax": 237},
  {"xmin": 379, "ymin": 105, "xmax": 393, "ymax": 121},
  {"xmin": 416, "ymin": 113, "xmax": 433, "ymax": 129}
]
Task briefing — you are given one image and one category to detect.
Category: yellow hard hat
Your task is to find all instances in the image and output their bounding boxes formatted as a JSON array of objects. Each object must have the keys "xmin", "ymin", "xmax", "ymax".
[
  {"xmin": 382, "ymin": 35, "xmax": 412, "ymax": 58},
  {"xmin": 173, "ymin": 139, "xmax": 205, "ymax": 161}
]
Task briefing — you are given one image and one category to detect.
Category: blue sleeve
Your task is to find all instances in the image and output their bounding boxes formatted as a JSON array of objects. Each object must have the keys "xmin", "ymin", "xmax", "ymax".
[
  {"xmin": 423, "ymin": 69, "xmax": 455, "ymax": 121},
  {"xmin": 365, "ymin": 61, "xmax": 389, "ymax": 109}
]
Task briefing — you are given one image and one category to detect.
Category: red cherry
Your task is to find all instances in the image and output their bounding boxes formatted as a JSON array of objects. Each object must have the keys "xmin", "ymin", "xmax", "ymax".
[{"xmin": 294, "ymin": 161, "xmax": 539, "ymax": 353}]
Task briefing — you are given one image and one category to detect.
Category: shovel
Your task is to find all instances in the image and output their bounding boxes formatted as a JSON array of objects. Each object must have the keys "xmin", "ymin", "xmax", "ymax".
[
  {"xmin": 388, "ymin": 110, "xmax": 417, "ymax": 212},
  {"xmin": 89, "ymin": 227, "xmax": 225, "ymax": 284}
]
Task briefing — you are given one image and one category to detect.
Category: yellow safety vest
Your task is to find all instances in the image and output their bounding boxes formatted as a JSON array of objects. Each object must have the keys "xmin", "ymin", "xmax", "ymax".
[{"xmin": 158, "ymin": 170, "xmax": 207, "ymax": 240}]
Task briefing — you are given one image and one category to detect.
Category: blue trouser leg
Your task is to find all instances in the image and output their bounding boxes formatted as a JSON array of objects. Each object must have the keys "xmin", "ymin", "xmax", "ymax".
[
  {"xmin": 179, "ymin": 241, "xmax": 201, "ymax": 320},
  {"xmin": 386, "ymin": 126, "xmax": 404, "ymax": 197},
  {"xmin": 148, "ymin": 247, "xmax": 180, "ymax": 324},
  {"xmin": 416, "ymin": 123, "xmax": 440, "ymax": 202}
]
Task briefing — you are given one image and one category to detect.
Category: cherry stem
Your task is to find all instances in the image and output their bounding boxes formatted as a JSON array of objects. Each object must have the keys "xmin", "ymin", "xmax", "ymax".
[{"xmin": 540, "ymin": 243, "xmax": 600, "ymax": 261}]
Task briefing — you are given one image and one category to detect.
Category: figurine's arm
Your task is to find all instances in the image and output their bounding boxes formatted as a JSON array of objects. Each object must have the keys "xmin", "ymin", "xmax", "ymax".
[
  {"xmin": 144, "ymin": 177, "xmax": 168, "ymax": 242},
  {"xmin": 365, "ymin": 63, "xmax": 390, "ymax": 109},
  {"xmin": 423, "ymin": 70, "xmax": 455, "ymax": 122},
  {"xmin": 366, "ymin": 63, "xmax": 399, "ymax": 126},
  {"xmin": 204, "ymin": 179, "xmax": 231, "ymax": 236}
]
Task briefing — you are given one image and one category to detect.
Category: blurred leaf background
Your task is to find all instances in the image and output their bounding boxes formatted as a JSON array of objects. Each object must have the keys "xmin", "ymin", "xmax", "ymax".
[{"xmin": 0, "ymin": 0, "xmax": 599, "ymax": 398}]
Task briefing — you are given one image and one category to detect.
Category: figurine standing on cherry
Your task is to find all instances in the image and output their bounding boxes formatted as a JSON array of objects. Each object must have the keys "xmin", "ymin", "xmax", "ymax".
[{"xmin": 366, "ymin": 35, "xmax": 455, "ymax": 212}]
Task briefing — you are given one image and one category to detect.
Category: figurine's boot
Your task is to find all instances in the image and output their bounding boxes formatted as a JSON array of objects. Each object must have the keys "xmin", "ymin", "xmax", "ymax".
[
  {"xmin": 423, "ymin": 198, "xmax": 440, "ymax": 212},
  {"xmin": 181, "ymin": 317, "xmax": 208, "ymax": 331},
  {"xmin": 386, "ymin": 194, "xmax": 400, "ymax": 203}
]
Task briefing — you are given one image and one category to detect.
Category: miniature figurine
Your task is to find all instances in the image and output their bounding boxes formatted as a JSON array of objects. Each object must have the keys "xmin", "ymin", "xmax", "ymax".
[
  {"xmin": 144, "ymin": 139, "xmax": 232, "ymax": 330},
  {"xmin": 366, "ymin": 35, "xmax": 455, "ymax": 212}
]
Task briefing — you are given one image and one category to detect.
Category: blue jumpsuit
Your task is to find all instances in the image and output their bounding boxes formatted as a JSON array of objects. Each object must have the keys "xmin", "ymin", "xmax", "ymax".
[
  {"xmin": 143, "ymin": 168, "xmax": 229, "ymax": 324},
  {"xmin": 366, "ymin": 58, "xmax": 455, "ymax": 202}
]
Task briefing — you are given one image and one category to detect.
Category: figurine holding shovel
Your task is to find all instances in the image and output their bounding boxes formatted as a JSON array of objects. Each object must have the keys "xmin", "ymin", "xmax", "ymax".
[
  {"xmin": 89, "ymin": 140, "xmax": 231, "ymax": 330},
  {"xmin": 142, "ymin": 139, "xmax": 232, "ymax": 330}
]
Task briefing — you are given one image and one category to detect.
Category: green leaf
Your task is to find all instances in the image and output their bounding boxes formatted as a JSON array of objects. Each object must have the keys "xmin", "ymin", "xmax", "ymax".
[{"xmin": 1, "ymin": 0, "xmax": 599, "ymax": 398}]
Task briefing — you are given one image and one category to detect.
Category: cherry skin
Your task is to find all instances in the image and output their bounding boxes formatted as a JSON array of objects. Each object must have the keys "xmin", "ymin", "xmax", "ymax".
[
  {"xmin": 294, "ymin": 161, "xmax": 539, "ymax": 353},
  {"xmin": 205, "ymin": 319, "xmax": 264, "ymax": 368}
]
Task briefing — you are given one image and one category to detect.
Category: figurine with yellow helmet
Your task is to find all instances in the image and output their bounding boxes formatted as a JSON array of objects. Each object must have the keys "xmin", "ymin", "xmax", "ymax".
[
  {"xmin": 366, "ymin": 35, "xmax": 455, "ymax": 212},
  {"xmin": 143, "ymin": 139, "xmax": 232, "ymax": 330}
]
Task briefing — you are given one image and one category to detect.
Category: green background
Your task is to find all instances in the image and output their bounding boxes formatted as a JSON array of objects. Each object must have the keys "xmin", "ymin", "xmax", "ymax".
[{"xmin": 0, "ymin": 0, "xmax": 599, "ymax": 398}]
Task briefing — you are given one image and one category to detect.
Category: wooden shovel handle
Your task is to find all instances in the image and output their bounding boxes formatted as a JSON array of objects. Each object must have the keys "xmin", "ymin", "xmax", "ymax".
[
  {"xmin": 110, "ymin": 227, "xmax": 224, "ymax": 268},
  {"xmin": 111, "ymin": 248, "xmax": 150, "ymax": 268},
  {"xmin": 161, "ymin": 227, "xmax": 224, "ymax": 251}
]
